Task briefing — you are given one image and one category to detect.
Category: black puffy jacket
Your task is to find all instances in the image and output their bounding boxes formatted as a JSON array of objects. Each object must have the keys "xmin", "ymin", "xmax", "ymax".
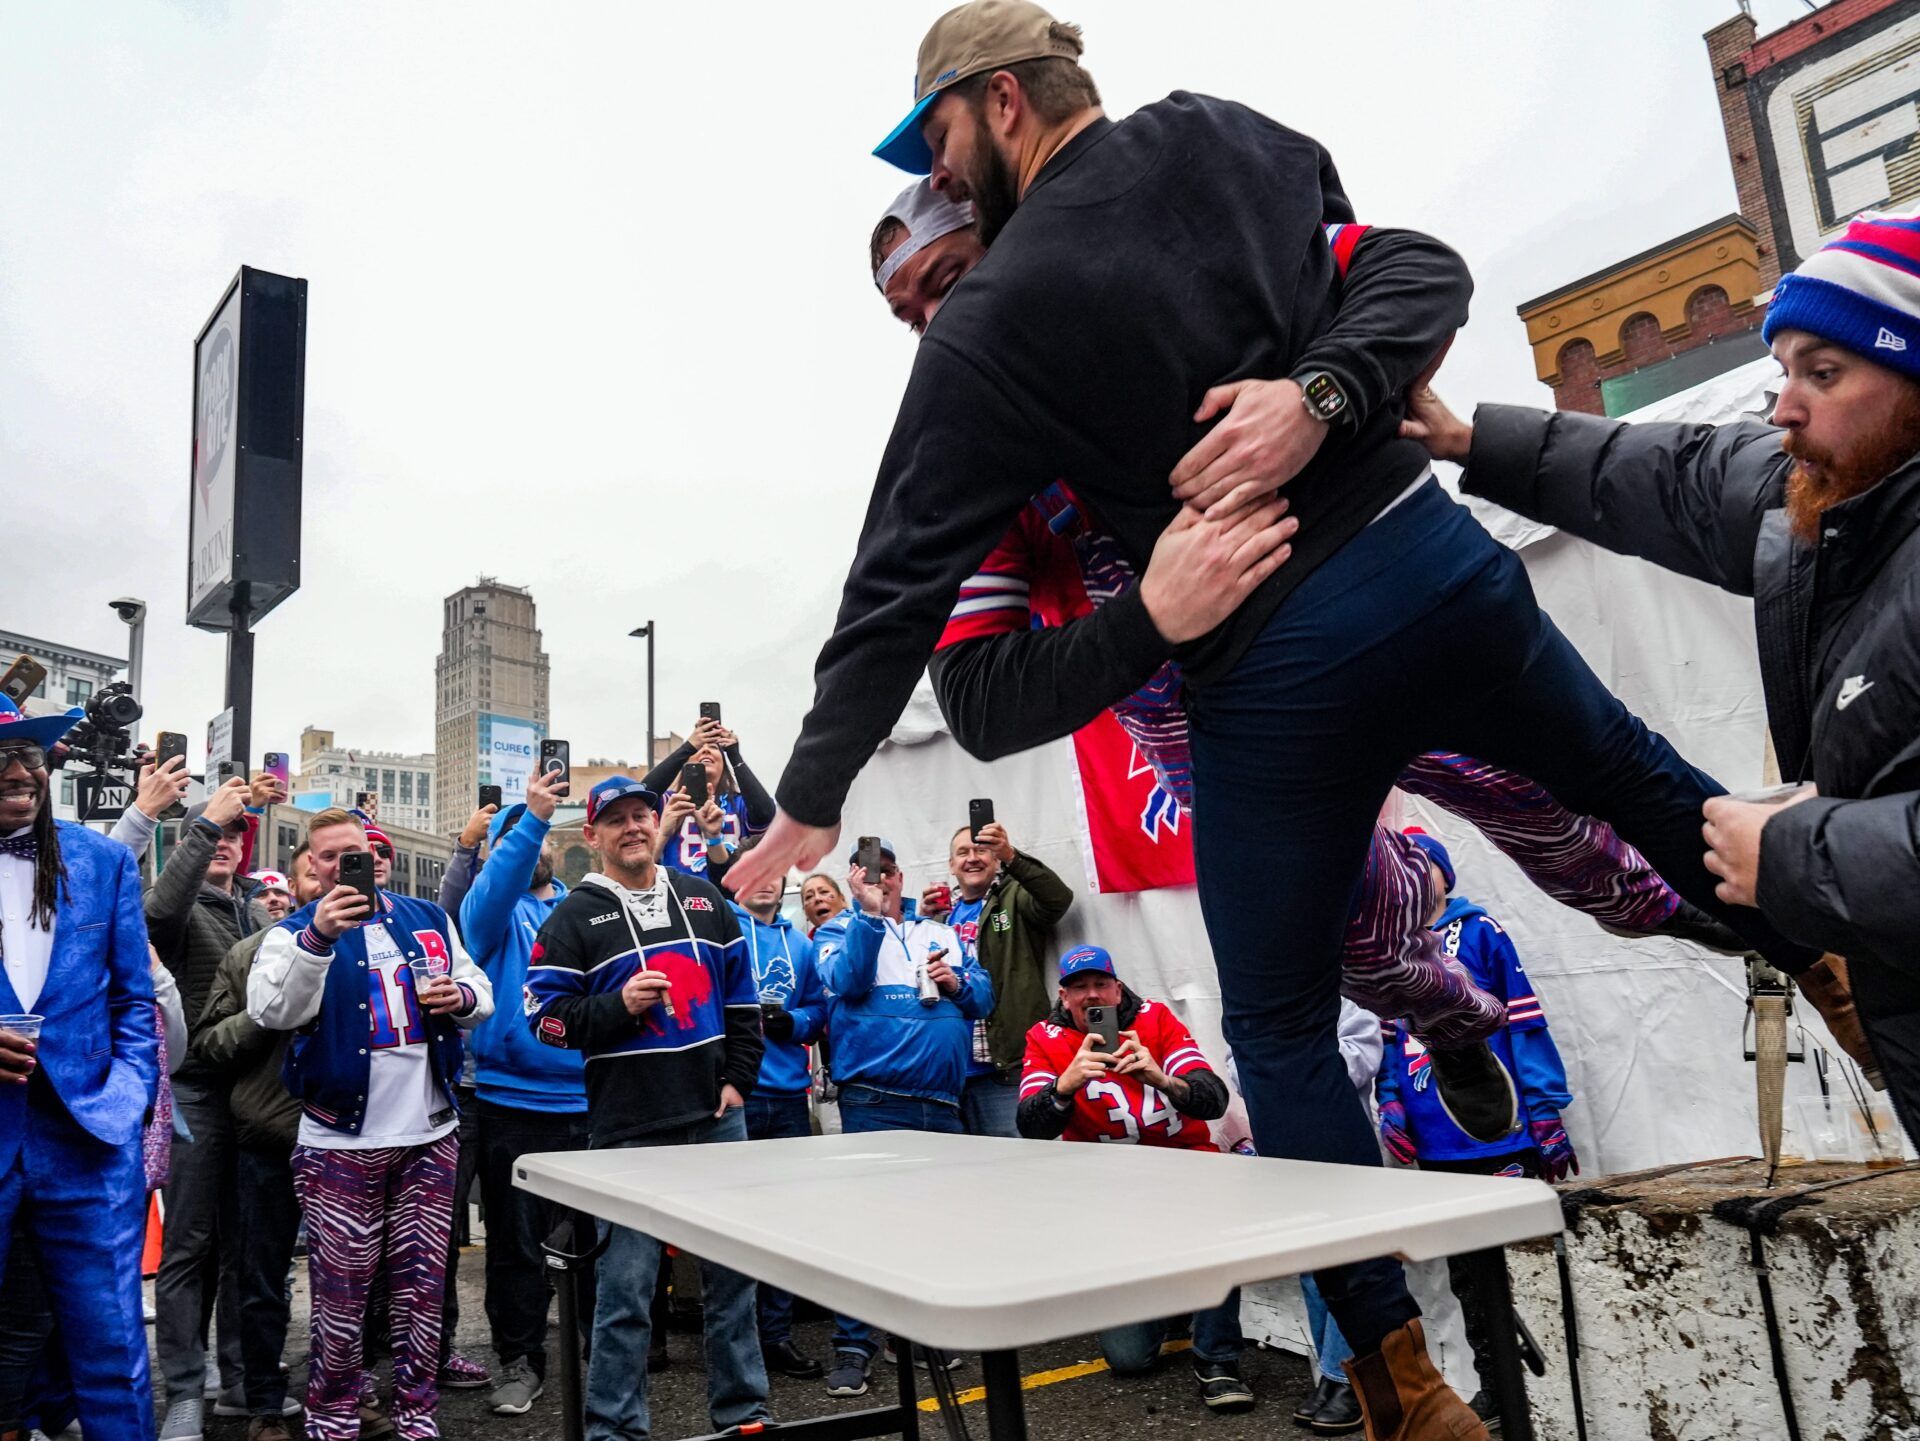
[{"xmin": 1462, "ymin": 404, "xmax": 1920, "ymax": 1090}]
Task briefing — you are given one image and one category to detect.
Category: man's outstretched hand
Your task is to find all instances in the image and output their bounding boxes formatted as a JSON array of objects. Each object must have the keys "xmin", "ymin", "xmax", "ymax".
[
  {"xmin": 723, "ymin": 810, "xmax": 840, "ymax": 897},
  {"xmin": 1399, "ymin": 384, "xmax": 1473, "ymax": 464}
]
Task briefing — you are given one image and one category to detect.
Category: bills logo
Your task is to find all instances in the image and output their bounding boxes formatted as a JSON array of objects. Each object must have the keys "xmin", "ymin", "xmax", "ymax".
[
  {"xmin": 1404, "ymin": 1036, "xmax": 1433, "ymax": 1092},
  {"xmin": 538, "ymin": 1015, "xmax": 567, "ymax": 1042},
  {"xmin": 412, "ymin": 930, "xmax": 451, "ymax": 966},
  {"xmin": 523, "ymin": 984, "xmax": 540, "ymax": 1017},
  {"xmin": 684, "ymin": 896, "xmax": 714, "ymax": 913}
]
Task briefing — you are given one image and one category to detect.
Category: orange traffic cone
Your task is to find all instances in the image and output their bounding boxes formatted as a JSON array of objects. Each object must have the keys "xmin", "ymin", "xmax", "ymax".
[{"xmin": 142, "ymin": 1193, "xmax": 163, "ymax": 1277}]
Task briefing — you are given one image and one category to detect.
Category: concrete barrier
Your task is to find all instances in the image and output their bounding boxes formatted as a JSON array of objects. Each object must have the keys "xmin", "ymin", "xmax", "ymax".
[{"xmin": 1511, "ymin": 1159, "xmax": 1920, "ymax": 1441}]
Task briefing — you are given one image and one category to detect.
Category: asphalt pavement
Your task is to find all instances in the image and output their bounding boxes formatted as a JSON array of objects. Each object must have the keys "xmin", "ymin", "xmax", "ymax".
[{"xmin": 154, "ymin": 1241, "xmax": 1328, "ymax": 1440}]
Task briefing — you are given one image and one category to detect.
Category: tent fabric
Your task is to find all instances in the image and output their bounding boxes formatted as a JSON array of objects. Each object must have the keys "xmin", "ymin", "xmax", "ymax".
[{"xmin": 837, "ymin": 356, "xmax": 1883, "ymax": 1182}]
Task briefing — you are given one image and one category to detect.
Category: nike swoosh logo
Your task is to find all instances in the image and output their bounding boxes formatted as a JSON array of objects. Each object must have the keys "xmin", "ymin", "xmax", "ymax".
[{"xmin": 1837, "ymin": 679, "xmax": 1875, "ymax": 710}]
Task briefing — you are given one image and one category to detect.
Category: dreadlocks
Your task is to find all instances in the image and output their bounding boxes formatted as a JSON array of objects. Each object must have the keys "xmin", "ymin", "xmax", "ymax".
[{"xmin": 29, "ymin": 798, "xmax": 69, "ymax": 931}]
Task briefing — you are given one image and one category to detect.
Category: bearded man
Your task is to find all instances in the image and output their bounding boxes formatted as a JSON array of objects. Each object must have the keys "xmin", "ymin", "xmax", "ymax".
[{"xmin": 1407, "ymin": 206, "xmax": 1920, "ymax": 1141}]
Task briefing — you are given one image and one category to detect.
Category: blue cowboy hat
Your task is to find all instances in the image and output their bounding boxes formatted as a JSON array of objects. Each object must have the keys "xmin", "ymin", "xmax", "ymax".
[{"xmin": 0, "ymin": 694, "xmax": 85, "ymax": 752}]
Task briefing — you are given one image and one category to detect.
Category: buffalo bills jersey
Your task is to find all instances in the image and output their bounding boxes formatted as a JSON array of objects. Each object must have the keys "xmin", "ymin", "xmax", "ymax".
[
  {"xmin": 663, "ymin": 792, "xmax": 758, "ymax": 877},
  {"xmin": 1378, "ymin": 895, "xmax": 1573, "ymax": 1161},
  {"xmin": 1020, "ymin": 1000, "xmax": 1217, "ymax": 1151}
]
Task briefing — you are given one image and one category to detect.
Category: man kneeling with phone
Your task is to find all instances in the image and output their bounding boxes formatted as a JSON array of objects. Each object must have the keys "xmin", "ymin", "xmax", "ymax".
[{"xmin": 1017, "ymin": 946, "xmax": 1252, "ymax": 1414}]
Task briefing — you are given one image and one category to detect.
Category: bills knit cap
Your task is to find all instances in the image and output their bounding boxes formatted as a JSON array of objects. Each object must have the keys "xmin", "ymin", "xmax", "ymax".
[{"xmin": 1764, "ymin": 206, "xmax": 1920, "ymax": 378}]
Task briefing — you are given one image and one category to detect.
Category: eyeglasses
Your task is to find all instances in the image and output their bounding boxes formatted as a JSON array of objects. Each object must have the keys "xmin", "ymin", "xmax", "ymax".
[
  {"xmin": 0, "ymin": 744, "xmax": 46, "ymax": 772},
  {"xmin": 373, "ymin": 844, "xmax": 394, "ymax": 860}
]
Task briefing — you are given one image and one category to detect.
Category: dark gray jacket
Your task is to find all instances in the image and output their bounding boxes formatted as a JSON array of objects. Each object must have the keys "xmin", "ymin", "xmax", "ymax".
[
  {"xmin": 145, "ymin": 818, "xmax": 271, "ymax": 1081},
  {"xmin": 1462, "ymin": 404, "xmax": 1920, "ymax": 971}
]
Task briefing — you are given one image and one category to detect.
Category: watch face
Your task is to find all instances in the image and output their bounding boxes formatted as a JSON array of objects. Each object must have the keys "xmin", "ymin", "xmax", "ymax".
[{"xmin": 1303, "ymin": 372, "xmax": 1348, "ymax": 420}]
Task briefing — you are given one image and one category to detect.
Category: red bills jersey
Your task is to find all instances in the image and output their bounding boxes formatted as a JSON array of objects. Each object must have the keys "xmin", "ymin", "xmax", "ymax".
[{"xmin": 1020, "ymin": 1001, "xmax": 1217, "ymax": 1151}]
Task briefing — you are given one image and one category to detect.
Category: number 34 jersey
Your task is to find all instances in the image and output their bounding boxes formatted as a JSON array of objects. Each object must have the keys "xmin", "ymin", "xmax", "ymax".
[{"xmin": 1020, "ymin": 1000, "xmax": 1218, "ymax": 1151}]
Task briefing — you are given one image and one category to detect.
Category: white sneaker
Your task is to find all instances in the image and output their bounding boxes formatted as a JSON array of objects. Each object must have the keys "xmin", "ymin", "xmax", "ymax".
[{"xmin": 159, "ymin": 1397, "xmax": 204, "ymax": 1441}]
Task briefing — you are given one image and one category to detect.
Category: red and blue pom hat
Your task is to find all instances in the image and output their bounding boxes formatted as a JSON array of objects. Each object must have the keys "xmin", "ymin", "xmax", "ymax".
[
  {"xmin": 0, "ymin": 693, "xmax": 84, "ymax": 753},
  {"xmin": 1764, "ymin": 206, "xmax": 1920, "ymax": 376}
]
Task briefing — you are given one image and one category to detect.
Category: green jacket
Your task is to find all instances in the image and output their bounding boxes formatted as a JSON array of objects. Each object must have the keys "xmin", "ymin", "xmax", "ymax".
[
  {"xmin": 974, "ymin": 851, "xmax": 1075, "ymax": 1069},
  {"xmin": 191, "ymin": 928, "xmax": 301, "ymax": 1153}
]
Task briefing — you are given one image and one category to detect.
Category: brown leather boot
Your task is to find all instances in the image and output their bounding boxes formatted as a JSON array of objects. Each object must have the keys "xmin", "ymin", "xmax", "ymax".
[
  {"xmin": 1343, "ymin": 1320, "xmax": 1489, "ymax": 1440},
  {"xmin": 1798, "ymin": 955, "xmax": 1885, "ymax": 1090}
]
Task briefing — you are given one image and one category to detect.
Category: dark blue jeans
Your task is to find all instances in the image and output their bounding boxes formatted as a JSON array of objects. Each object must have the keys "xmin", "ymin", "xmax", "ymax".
[
  {"xmin": 832, "ymin": 1085, "xmax": 964, "ymax": 1355},
  {"xmin": 1188, "ymin": 480, "xmax": 1813, "ymax": 1357},
  {"xmin": 960, "ymin": 1069, "xmax": 1020, "ymax": 1138},
  {"xmin": 1099, "ymin": 1290, "xmax": 1243, "ymax": 1372},
  {"xmin": 742, "ymin": 1093, "xmax": 811, "ymax": 1344},
  {"xmin": 585, "ymin": 1109, "xmax": 768, "ymax": 1441}
]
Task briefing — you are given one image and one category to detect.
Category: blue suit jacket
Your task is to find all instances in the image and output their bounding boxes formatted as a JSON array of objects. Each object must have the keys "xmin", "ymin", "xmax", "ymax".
[{"xmin": 0, "ymin": 821, "xmax": 158, "ymax": 1170}]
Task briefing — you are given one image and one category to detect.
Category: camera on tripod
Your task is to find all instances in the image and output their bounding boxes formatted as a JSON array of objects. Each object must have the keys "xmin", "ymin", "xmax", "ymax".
[{"xmin": 62, "ymin": 680, "xmax": 145, "ymax": 776}]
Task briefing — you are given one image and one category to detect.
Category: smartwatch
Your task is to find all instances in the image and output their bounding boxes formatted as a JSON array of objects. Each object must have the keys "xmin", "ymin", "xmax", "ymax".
[{"xmin": 1295, "ymin": 370, "xmax": 1351, "ymax": 426}]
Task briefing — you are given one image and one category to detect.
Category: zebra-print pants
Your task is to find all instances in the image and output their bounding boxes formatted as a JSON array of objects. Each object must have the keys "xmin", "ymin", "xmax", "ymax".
[
  {"xmin": 293, "ymin": 1132, "xmax": 457, "ymax": 1441},
  {"xmin": 1352, "ymin": 751, "xmax": 1683, "ymax": 1049}
]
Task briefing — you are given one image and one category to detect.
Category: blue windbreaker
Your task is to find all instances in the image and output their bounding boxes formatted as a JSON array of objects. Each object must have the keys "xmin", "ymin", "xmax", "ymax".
[
  {"xmin": 812, "ymin": 906, "xmax": 992, "ymax": 1105},
  {"xmin": 459, "ymin": 807, "xmax": 586, "ymax": 1113},
  {"xmin": 1377, "ymin": 895, "xmax": 1573, "ymax": 1161},
  {"xmin": 728, "ymin": 903, "xmax": 828, "ymax": 1097}
]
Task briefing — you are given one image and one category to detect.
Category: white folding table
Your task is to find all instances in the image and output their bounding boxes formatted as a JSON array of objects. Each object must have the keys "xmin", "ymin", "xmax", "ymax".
[{"xmin": 517, "ymin": 1131, "xmax": 1563, "ymax": 1440}]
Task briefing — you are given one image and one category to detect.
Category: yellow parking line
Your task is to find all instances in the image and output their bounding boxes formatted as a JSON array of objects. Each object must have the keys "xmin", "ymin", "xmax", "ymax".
[{"xmin": 916, "ymin": 1339, "xmax": 1191, "ymax": 1411}]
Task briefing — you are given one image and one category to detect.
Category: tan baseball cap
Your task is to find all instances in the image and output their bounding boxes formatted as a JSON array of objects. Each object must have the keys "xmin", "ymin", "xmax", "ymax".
[{"xmin": 872, "ymin": 0, "xmax": 1084, "ymax": 175}]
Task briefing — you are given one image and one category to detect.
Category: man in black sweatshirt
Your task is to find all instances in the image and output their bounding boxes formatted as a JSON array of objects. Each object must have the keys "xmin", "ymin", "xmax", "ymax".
[{"xmin": 726, "ymin": 6, "xmax": 1818, "ymax": 1432}]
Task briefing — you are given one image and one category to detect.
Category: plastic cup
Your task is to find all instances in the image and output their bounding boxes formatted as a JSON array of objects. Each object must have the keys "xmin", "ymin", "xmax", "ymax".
[
  {"xmin": 407, "ymin": 957, "xmax": 436, "ymax": 992},
  {"xmin": 0, "ymin": 1013, "xmax": 44, "ymax": 1042}
]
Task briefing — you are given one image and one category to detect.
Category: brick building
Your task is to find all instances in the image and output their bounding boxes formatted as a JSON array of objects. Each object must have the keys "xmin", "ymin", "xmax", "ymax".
[{"xmin": 1522, "ymin": 0, "xmax": 1920, "ymax": 413}]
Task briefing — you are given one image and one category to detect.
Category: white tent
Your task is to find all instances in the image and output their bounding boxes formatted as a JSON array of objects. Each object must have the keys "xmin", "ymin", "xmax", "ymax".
[{"xmin": 837, "ymin": 354, "xmax": 1887, "ymax": 1181}]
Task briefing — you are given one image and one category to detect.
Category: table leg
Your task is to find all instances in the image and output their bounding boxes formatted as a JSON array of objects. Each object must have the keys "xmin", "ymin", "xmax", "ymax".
[
  {"xmin": 897, "ymin": 1339, "xmax": 921, "ymax": 1440},
  {"xmin": 980, "ymin": 1349, "xmax": 1028, "ymax": 1441},
  {"xmin": 1460, "ymin": 1248, "xmax": 1534, "ymax": 1441}
]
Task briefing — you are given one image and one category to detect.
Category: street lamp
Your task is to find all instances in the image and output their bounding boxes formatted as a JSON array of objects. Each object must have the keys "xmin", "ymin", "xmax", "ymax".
[{"xmin": 629, "ymin": 621, "xmax": 655, "ymax": 768}]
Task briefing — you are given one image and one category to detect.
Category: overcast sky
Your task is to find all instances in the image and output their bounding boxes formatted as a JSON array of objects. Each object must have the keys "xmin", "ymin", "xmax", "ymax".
[{"xmin": 0, "ymin": 1, "xmax": 1813, "ymax": 792}]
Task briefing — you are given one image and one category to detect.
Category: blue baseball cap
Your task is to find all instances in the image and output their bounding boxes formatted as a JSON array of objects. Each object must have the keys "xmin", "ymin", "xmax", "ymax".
[
  {"xmin": 487, "ymin": 802, "xmax": 527, "ymax": 847},
  {"xmin": 586, "ymin": 775, "xmax": 661, "ymax": 825},
  {"xmin": 1058, "ymin": 944, "xmax": 1116, "ymax": 981},
  {"xmin": 872, "ymin": 1, "xmax": 1088, "ymax": 174},
  {"xmin": 1404, "ymin": 830, "xmax": 1455, "ymax": 893}
]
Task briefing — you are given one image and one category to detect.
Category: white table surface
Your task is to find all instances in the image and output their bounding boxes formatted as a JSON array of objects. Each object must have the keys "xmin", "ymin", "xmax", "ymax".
[{"xmin": 515, "ymin": 1131, "xmax": 1562, "ymax": 1351}]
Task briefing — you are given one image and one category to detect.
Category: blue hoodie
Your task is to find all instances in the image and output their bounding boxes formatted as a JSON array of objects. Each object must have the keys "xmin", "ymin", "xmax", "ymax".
[
  {"xmin": 460, "ymin": 805, "xmax": 586, "ymax": 1113},
  {"xmin": 1377, "ymin": 894, "xmax": 1572, "ymax": 1161},
  {"xmin": 728, "ymin": 902, "xmax": 828, "ymax": 1097},
  {"xmin": 812, "ymin": 905, "xmax": 993, "ymax": 1106}
]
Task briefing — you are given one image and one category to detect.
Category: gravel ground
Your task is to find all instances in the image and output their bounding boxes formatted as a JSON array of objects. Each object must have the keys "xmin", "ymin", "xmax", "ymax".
[{"xmin": 150, "ymin": 1241, "xmax": 1324, "ymax": 1440}]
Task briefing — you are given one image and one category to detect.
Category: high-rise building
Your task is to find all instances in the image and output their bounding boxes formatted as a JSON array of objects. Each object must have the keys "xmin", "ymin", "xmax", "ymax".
[{"xmin": 434, "ymin": 579, "xmax": 550, "ymax": 835}]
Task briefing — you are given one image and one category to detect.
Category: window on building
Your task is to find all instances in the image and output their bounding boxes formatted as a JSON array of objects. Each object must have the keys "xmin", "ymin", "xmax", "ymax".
[
  {"xmin": 32, "ymin": 672, "xmax": 46, "ymax": 698},
  {"xmin": 60, "ymin": 774, "xmax": 74, "ymax": 807},
  {"xmin": 400, "ymin": 772, "xmax": 413, "ymax": 804},
  {"xmin": 420, "ymin": 776, "xmax": 431, "ymax": 806},
  {"xmin": 66, "ymin": 677, "xmax": 93, "ymax": 707},
  {"xmin": 382, "ymin": 769, "xmax": 396, "ymax": 802}
]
